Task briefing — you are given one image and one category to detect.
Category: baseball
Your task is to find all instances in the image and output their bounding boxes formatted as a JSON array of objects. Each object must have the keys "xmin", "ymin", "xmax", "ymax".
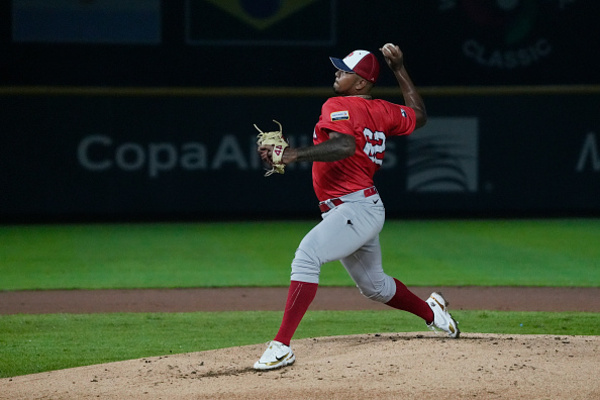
[{"xmin": 382, "ymin": 43, "xmax": 396, "ymax": 56}]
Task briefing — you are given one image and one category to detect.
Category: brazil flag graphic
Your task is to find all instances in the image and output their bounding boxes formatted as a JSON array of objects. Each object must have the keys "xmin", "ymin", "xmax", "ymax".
[{"xmin": 187, "ymin": 0, "xmax": 335, "ymax": 45}]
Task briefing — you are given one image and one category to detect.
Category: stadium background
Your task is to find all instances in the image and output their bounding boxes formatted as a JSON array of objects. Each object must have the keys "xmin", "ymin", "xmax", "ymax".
[{"xmin": 1, "ymin": 0, "xmax": 599, "ymax": 222}]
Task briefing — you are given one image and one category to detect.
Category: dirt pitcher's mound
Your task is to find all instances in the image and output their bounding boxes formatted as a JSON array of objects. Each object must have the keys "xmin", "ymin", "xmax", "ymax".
[{"xmin": 2, "ymin": 333, "xmax": 599, "ymax": 400}]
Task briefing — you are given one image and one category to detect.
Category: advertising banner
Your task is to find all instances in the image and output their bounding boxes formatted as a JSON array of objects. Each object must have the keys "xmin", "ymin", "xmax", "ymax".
[{"xmin": 1, "ymin": 92, "xmax": 598, "ymax": 221}]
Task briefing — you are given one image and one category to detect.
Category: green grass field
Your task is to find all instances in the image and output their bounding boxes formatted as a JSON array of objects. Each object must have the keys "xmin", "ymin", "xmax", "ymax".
[
  {"xmin": 1, "ymin": 219, "xmax": 599, "ymax": 289},
  {"xmin": 0, "ymin": 219, "xmax": 599, "ymax": 378}
]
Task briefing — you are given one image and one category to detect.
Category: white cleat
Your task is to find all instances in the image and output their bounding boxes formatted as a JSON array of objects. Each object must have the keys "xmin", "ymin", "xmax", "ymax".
[
  {"xmin": 426, "ymin": 292, "xmax": 460, "ymax": 338},
  {"xmin": 253, "ymin": 340, "xmax": 296, "ymax": 370}
]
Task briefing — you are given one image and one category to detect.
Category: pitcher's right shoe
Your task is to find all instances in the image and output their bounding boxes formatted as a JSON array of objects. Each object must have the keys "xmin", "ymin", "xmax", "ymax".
[
  {"xmin": 253, "ymin": 340, "xmax": 295, "ymax": 370},
  {"xmin": 426, "ymin": 292, "xmax": 460, "ymax": 338}
]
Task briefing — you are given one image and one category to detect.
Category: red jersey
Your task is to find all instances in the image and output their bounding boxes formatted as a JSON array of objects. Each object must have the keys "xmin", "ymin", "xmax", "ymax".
[{"xmin": 312, "ymin": 96, "xmax": 417, "ymax": 201}]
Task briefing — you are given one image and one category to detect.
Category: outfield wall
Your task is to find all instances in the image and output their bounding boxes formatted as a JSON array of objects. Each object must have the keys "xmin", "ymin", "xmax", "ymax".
[
  {"xmin": 1, "ymin": 87, "xmax": 599, "ymax": 221},
  {"xmin": 2, "ymin": 1, "xmax": 599, "ymax": 221}
]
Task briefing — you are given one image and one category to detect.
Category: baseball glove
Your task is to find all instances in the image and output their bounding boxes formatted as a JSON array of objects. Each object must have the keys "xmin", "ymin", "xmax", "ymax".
[{"xmin": 254, "ymin": 119, "xmax": 289, "ymax": 177}]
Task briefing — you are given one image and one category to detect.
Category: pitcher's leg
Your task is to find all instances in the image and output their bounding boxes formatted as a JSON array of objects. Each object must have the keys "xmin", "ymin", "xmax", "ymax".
[
  {"xmin": 273, "ymin": 280, "xmax": 318, "ymax": 346},
  {"xmin": 341, "ymin": 235, "xmax": 433, "ymax": 322},
  {"xmin": 340, "ymin": 235, "xmax": 396, "ymax": 303},
  {"xmin": 386, "ymin": 278, "xmax": 434, "ymax": 323},
  {"xmin": 275, "ymin": 208, "xmax": 371, "ymax": 347},
  {"xmin": 290, "ymin": 207, "xmax": 378, "ymax": 283}
]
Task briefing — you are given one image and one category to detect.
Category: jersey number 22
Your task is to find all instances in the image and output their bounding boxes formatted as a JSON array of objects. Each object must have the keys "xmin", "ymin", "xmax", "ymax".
[{"xmin": 363, "ymin": 128, "xmax": 386, "ymax": 166}]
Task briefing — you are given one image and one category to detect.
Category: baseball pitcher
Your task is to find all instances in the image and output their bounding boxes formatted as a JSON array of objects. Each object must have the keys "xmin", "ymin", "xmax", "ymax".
[{"xmin": 254, "ymin": 43, "xmax": 460, "ymax": 371}]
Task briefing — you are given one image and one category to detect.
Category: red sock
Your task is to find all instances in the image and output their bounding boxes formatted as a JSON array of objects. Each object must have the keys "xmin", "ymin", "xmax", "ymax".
[
  {"xmin": 385, "ymin": 278, "xmax": 434, "ymax": 324},
  {"xmin": 274, "ymin": 280, "xmax": 318, "ymax": 346}
]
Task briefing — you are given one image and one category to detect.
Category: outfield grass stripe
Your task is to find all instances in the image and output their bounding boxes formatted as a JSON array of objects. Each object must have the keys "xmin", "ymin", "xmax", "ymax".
[{"xmin": 1, "ymin": 220, "xmax": 599, "ymax": 290}]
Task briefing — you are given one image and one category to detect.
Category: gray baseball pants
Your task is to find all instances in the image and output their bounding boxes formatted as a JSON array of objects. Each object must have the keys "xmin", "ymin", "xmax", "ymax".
[{"xmin": 290, "ymin": 188, "xmax": 397, "ymax": 303}]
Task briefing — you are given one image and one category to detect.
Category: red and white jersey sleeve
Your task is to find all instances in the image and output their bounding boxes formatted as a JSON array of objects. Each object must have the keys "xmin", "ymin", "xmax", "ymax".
[{"xmin": 312, "ymin": 96, "xmax": 416, "ymax": 201}]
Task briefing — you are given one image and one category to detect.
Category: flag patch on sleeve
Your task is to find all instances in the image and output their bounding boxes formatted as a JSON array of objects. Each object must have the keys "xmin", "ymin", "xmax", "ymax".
[{"xmin": 330, "ymin": 110, "xmax": 350, "ymax": 121}]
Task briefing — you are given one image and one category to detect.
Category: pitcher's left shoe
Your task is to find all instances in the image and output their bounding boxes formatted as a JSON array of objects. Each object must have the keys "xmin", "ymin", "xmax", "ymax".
[{"xmin": 426, "ymin": 292, "xmax": 460, "ymax": 338}]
